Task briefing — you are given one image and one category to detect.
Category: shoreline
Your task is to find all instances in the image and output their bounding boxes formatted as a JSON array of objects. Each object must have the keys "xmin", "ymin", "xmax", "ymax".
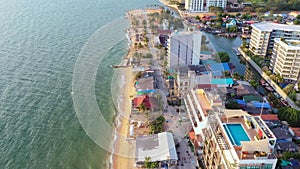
[{"xmin": 110, "ymin": 11, "xmax": 136, "ymax": 167}]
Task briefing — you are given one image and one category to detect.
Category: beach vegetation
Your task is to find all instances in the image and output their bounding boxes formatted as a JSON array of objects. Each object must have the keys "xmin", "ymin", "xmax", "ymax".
[
  {"xmin": 143, "ymin": 157, "xmax": 159, "ymax": 168},
  {"xmin": 135, "ymin": 71, "xmax": 143, "ymax": 80},
  {"xmin": 149, "ymin": 115, "xmax": 165, "ymax": 134}
]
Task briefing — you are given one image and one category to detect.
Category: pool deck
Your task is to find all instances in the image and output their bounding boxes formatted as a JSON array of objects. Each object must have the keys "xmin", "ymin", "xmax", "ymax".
[{"xmin": 220, "ymin": 116, "xmax": 276, "ymax": 160}]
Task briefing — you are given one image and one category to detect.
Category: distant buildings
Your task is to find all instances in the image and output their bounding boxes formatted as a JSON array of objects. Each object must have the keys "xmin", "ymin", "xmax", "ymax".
[
  {"xmin": 168, "ymin": 31, "xmax": 202, "ymax": 72},
  {"xmin": 249, "ymin": 23, "xmax": 300, "ymax": 57},
  {"xmin": 270, "ymin": 38, "xmax": 300, "ymax": 82},
  {"xmin": 185, "ymin": 0, "xmax": 227, "ymax": 12}
]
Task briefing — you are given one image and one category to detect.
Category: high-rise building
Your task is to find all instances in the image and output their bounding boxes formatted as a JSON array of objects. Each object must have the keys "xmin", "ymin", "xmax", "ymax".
[
  {"xmin": 168, "ymin": 31, "xmax": 202, "ymax": 72},
  {"xmin": 184, "ymin": 89, "xmax": 278, "ymax": 169},
  {"xmin": 185, "ymin": 0, "xmax": 227, "ymax": 12},
  {"xmin": 249, "ymin": 22, "xmax": 300, "ymax": 57},
  {"xmin": 270, "ymin": 38, "xmax": 300, "ymax": 82},
  {"xmin": 203, "ymin": 109, "xmax": 278, "ymax": 169}
]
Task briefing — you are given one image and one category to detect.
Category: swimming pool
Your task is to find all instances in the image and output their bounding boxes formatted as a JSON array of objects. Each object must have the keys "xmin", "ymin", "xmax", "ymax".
[{"xmin": 224, "ymin": 123, "xmax": 250, "ymax": 146}]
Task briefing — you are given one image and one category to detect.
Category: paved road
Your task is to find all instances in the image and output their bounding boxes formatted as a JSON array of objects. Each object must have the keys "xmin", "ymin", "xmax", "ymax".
[{"xmin": 238, "ymin": 48, "xmax": 300, "ymax": 111}]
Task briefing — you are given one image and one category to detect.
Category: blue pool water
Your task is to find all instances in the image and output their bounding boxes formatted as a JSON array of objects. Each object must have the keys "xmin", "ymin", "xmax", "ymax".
[{"xmin": 224, "ymin": 123, "xmax": 250, "ymax": 146}]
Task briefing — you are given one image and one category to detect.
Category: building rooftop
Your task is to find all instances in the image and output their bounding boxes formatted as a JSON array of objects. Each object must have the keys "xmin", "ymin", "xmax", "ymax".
[
  {"xmin": 135, "ymin": 76, "xmax": 154, "ymax": 92},
  {"xmin": 135, "ymin": 132, "xmax": 178, "ymax": 163},
  {"xmin": 271, "ymin": 127, "xmax": 293, "ymax": 140},
  {"xmin": 216, "ymin": 110, "xmax": 277, "ymax": 160},
  {"xmin": 274, "ymin": 38, "xmax": 300, "ymax": 48},
  {"xmin": 252, "ymin": 22, "xmax": 300, "ymax": 32}
]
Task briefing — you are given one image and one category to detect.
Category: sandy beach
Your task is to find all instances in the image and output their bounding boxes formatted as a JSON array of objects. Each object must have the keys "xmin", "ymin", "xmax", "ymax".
[
  {"xmin": 111, "ymin": 51, "xmax": 136, "ymax": 169},
  {"xmin": 111, "ymin": 8, "xmax": 161, "ymax": 169}
]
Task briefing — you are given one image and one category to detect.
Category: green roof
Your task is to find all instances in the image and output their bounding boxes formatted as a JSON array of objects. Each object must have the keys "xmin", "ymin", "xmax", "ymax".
[{"xmin": 243, "ymin": 95, "xmax": 263, "ymax": 102}]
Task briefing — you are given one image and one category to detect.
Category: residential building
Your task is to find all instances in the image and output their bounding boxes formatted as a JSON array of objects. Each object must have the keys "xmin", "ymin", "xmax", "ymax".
[
  {"xmin": 270, "ymin": 38, "xmax": 300, "ymax": 82},
  {"xmin": 168, "ymin": 31, "xmax": 202, "ymax": 72},
  {"xmin": 135, "ymin": 132, "xmax": 178, "ymax": 167},
  {"xmin": 203, "ymin": 109, "xmax": 278, "ymax": 169},
  {"xmin": 184, "ymin": 88, "xmax": 225, "ymax": 159},
  {"xmin": 185, "ymin": 0, "xmax": 227, "ymax": 12},
  {"xmin": 176, "ymin": 63, "xmax": 234, "ymax": 97},
  {"xmin": 249, "ymin": 23, "xmax": 300, "ymax": 57},
  {"xmin": 184, "ymin": 88, "xmax": 278, "ymax": 168}
]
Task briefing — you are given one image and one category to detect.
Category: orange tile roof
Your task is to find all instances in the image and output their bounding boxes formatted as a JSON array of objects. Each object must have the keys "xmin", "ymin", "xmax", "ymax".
[
  {"xmin": 255, "ymin": 114, "xmax": 279, "ymax": 121},
  {"xmin": 189, "ymin": 132, "xmax": 195, "ymax": 140},
  {"xmin": 291, "ymin": 127, "xmax": 300, "ymax": 137}
]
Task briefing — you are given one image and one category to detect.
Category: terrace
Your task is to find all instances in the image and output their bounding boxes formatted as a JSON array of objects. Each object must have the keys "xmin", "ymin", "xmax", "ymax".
[{"xmin": 215, "ymin": 110, "xmax": 277, "ymax": 160}]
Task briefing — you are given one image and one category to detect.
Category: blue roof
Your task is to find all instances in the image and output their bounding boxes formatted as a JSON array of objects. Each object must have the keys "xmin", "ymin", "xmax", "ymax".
[
  {"xmin": 212, "ymin": 71, "xmax": 223, "ymax": 76},
  {"xmin": 212, "ymin": 78, "xmax": 233, "ymax": 85},
  {"xmin": 236, "ymin": 99, "xmax": 246, "ymax": 105},
  {"xmin": 210, "ymin": 63, "xmax": 230, "ymax": 72},
  {"xmin": 251, "ymin": 101, "xmax": 271, "ymax": 109}
]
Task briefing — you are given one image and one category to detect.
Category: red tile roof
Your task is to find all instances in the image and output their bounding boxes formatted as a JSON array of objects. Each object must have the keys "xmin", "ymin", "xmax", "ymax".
[
  {"xmin": 255, "ymin": 114, "xmax": 279, "ymax": 121},
  {"xmin": 133, "ymin": 95, "xmax": 146, "ymax": 108},
  {"xmin": 291, "ymin": 127, "xmax": 300, "ymax": 137}
]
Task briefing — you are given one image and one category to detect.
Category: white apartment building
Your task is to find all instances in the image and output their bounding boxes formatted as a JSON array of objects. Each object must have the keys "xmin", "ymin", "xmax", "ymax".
[
  {"xmin": 249, "ymin": 22, "xmax": 300, "ymax": 56},
  {"xmin": 270, "ymin": 38, "xmax": 300, "ymax": 82},
  {"xmin": 185, "ymin": 0, "xmax": 227, "ymax": 12},
  {"xmin": 168, "ymin": 31, "xmax": 202, "ymax": 72}
]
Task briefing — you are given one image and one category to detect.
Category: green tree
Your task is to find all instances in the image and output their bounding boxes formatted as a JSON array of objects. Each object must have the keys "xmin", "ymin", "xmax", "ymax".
[
  {"xmin": 233, "ymin": 72, "xmax": 241, "ymax": 80},
  {"xmin": 225, "ymin": 100, "xmax": 240, "ymax": 109},
  {"xmin": 283, "ymin": 84, "xmax": 295, "ymax": 94},
  {"xmin": 278, "ymin": 107, "xmax": 300, "ymax": 127},
  {"xmin": 249, "ymin": 80, "xmax": 258, "ymax": 89},
  {"xmin": 218, "ymin": 52, "xmax": 230, "ymax": 62},
  {"xmin": 227, "ymin": 26, "xmax": 238, "ymax": 32},
  {"xmin": 209, "ymin": 6, "xmax": 224, "ymax": 13},
  {"xmin": 275, "ymin": 74, "xmax": 284, "ymax": 83},
  {"xmin": 144, "ymin": 157, "xmax": 151, "ymax": 168},
  {"xmin": 294, "ymin": 20, "xmax": 300, "ymax": 25}
]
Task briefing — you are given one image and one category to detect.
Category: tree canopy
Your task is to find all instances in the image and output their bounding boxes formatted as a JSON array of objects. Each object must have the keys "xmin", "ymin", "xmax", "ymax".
[
  {"xmin": 278, "ymin": 107, "xmax": 300, "ymax": 127},
  {"xmin": 218, "ymin": 52, "xmax": 230, "ymax": 62}
]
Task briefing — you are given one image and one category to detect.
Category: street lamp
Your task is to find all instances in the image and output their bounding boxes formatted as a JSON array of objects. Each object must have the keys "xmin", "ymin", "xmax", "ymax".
[{"xmin": 260, "ymin": 97, "xmax": 266, "ymax": 117}]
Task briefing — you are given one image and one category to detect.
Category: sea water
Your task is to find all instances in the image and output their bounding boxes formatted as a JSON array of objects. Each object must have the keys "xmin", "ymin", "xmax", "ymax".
[{"xmin": 0, "ymin": 0, "xmax": 158, "ymax": 168}]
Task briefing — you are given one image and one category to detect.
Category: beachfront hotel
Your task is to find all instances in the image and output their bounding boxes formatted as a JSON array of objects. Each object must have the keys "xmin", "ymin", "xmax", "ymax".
[
  {"xmin": 184, "ymin": 88, "xmax": 278, "ymax": 168},
  {"xmin": 270, "ymin": 38, "xmax": 300, "ymax": 82},
  {"xmin": 167, "ymin": 31, "xmax": 202, "ymax": 72},
  {"xmin": 249, "ymin": 22, "xmax": 300, "ymax": 57},
  {"xmin": 185, "ymin": 0, "xmax": 227, "ymax": 12}
]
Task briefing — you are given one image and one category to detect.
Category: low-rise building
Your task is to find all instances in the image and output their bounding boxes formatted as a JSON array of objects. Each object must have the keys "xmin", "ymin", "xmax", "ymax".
[{"xmin": 135, "ymin": 132, "xmax": 178, "ymax": 167}]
